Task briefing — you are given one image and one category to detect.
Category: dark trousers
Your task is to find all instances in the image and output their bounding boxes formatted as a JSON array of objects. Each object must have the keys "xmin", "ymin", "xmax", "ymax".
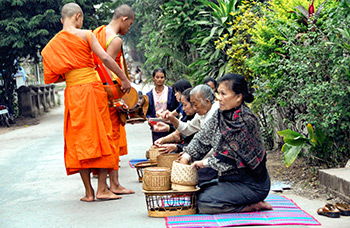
[{"xmin": 197, "ymin": 168, "xmax": 271, "ymax": 214}]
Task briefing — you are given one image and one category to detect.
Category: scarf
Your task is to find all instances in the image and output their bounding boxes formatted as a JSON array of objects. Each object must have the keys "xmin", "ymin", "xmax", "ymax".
[{"xmin": 215, "ymin": 104, "xmax": 266, "ymax": 174}]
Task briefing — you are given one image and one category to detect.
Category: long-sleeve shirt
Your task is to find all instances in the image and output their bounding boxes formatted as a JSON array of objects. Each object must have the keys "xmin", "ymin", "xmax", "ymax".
[
  {"xmin": 182, "ymin": 104, "xmax": 266, "ymax": 177},
  {"xmin": 177, "ymin": 102, "xmax": 219, "ymax": 137}
]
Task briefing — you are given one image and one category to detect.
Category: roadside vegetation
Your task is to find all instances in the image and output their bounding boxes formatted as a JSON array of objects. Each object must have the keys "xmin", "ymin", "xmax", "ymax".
[{"xmin": 1, "ymin": 0, "xmax": 349, "ymax": 167}]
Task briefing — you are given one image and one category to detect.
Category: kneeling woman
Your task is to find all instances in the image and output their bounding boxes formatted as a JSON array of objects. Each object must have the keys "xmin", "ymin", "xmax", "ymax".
[{"xmin": 179, "ymin": 73, "xmax": 272, "ymax": 214}]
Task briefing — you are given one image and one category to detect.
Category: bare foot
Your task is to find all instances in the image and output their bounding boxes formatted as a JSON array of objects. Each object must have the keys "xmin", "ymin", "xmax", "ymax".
[
  {"xmin": 110, "ymin": 185, "xmax": 135, "ymax": 195},
  {"xmin": 80, "ymin": 195, "xmax": 95, "ymax": 202},
  {"xmin": 242, "ymin": 201, "xmax": 273, "ymax": 212},
  {"xmin": 80, "ymin": 189, "xmax": 95, "ymax": 202},
  {"xmin": 96, "ymin": 189, "xmax": 122, "ymax": 200}
]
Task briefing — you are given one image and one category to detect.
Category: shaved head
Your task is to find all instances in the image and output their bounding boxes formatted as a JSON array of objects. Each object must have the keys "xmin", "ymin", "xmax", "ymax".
[
  {"xmin": 61, "ymin": 3, "xmax": 83, "ymax": 19},
  {"xmin": 113, "ymin": 4, "xmax": 134, "ymax": 20}
]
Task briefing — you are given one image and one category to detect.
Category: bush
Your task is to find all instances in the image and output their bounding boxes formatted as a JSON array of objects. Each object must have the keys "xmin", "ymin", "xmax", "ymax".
[{"xmin": 247, "ymin": 0, "xmax": 350, "ymax": 166}]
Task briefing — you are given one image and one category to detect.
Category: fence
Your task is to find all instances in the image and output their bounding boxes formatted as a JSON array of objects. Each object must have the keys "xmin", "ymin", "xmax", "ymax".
[{"xmin": 17, "ymin": 84, "xmax": 56, "ymax": 118}]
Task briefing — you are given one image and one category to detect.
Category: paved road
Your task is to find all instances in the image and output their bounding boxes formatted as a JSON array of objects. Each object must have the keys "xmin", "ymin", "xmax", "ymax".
[{"xmin": 1, "ymin": 84, "xmax": 349, "ymax": 228}]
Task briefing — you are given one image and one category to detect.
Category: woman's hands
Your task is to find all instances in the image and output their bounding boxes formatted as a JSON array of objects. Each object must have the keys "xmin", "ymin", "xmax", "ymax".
[
  {"xmin": 191, "ymin": 160, "xmax": 204, "ymax": 170},
  {"xmin": 152, "ymin": 122, "xmax": 170, "ymax": 132},
  {"xmin": 161, "ymin": 110, "xmax": 176, "ymax": 122},
  {"xmin": 178, "ymin": 156, "xmax": 189, "ymax": 164},
  {"xmin": 157, "ymin": 144, "xmax": 177, "ymax": 153},
  {"xmin": 154, "ymin": 137, "xmax": 163, "ymax": 146}
]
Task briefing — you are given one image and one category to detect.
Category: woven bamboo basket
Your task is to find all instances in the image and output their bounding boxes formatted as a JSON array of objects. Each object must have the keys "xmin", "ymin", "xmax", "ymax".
[
  {"xmin": 156, "ymin": 153, "xmax": 179, "ymax": 169},
  {"xmin": 143, "ymin": 188, "xmax": 200, "ymax": 217},
  {"xmin": 171, "ymin": 161, "xmax": 198, "ymax": 191},
  {"xmin": 134, "ymin": 161, "xmax": 157, "ymax": 182},
  {"xmin": 149, "ymin": 145, "xmax": 163, "ymax": 162},
  {"xmin": 142, "ymin": 167, "xmax": 171, "ymax": 191}
]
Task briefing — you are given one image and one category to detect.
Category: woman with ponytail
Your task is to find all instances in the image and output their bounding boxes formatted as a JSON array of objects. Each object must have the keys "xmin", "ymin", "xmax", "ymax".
[{"xmin": 179, "ymin": 73, "xmax": 272, "ymax": 214}]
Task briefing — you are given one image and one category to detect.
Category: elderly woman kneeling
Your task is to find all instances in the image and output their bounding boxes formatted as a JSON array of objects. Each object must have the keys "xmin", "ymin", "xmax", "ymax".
[
  {"xmin": 161, "ymin": 84, "xmax": 219, "ymax": 137},
  {"xmin": 179, "ymin": 73, "xmax": 272, "ymax": 214}
]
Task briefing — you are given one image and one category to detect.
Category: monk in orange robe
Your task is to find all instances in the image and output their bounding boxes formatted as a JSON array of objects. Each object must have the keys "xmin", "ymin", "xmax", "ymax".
[
  {"xmin": 41, "ymin": 3, "xmax": 131, "ymax": 202},
  {"xmin": 93, "ymin": 4, "xmax": 135, "ymax": 194}
]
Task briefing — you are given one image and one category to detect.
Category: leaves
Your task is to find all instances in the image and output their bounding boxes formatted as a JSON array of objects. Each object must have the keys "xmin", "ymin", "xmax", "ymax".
[{"xmin": 282, "ymin": 143, "xmax": 305, "ymax": 167}]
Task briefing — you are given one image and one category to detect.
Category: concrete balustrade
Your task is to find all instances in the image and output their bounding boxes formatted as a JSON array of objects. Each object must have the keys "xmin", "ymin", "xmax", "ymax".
[{"xmin": 17, "ymin": 84, "xmax": 56, "ymax": 117}]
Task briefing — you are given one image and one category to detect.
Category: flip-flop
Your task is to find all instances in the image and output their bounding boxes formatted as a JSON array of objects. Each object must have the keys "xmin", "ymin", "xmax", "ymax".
[
  {"xmin": 317, "ymin": 204, "xmax": 340, "ymax": 218},
  {"xmin": 335, "ymin": 202, "xmax": 350, "ymax": 216}
]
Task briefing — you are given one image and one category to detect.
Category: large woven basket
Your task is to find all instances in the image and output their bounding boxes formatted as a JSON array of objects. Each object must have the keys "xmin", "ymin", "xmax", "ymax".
[
  {"xmin": 149, "ymin": 145, "xmax": 163, "ymax": 162},
  {"xmin": 134, "ymin": 161, "xmax": 157, "ymax": 182},
  {"xmin": 142, "ymin": 167, "xmax": 171, "ymax": 191},
  {"xmin": 157, "ymin": 153, "xmax": 179, "ymax": 169},
  {"xmin": 171, "ymin": 161, "xmax": 198, "ymax": 191},
  {"xmin": 143, "ymin": 188, "xmax": 199, "ymax": 217}
]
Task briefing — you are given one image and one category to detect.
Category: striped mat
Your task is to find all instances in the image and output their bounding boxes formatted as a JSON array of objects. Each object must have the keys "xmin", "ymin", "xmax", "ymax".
[{"xmin": 165, "ymin": 194, "xmax": 321, "ymax": 227}]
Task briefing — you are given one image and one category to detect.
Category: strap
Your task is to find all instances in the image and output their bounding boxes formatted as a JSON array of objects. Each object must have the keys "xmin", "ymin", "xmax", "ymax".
[
  {"xmin": 91, "ymin": 31, "xmax": 121, "ymax": 100},
  {"xmin": 106, "ymin": 34, "xmax": 118, "ymax": 50},
  {"xmin": 121, "ymin": 46, "xmax": 131, "ymax": 80}
]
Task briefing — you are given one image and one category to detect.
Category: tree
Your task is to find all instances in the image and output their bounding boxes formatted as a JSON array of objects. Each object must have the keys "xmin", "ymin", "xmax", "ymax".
[{"xmin": 0, "ymin": 0, "xmax": 108, "ymax": 115}]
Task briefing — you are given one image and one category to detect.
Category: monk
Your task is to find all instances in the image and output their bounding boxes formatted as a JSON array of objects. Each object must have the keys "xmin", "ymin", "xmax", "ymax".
[
  {"xmin": 93, "ymin": 4, "xmax": 135, "ymax": 194},
  {"xmin": 41, "ymin": 3, "xmax": 131, "ymax": 201}
]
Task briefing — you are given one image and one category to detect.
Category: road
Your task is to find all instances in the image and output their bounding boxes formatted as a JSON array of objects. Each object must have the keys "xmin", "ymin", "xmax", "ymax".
[{"xmin": 0, "ymin": 84, "xmax": 349, "ymax": 228}]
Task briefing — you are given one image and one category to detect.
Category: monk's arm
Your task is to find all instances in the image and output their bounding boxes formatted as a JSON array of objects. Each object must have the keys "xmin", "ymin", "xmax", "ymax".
[
  {"xmin": 90, "ymin": 33, "xmax": 130, "ymax": 90},
  {"xmin": 104, "ymin": 37, "xmax": 124, "ymax": 81}
]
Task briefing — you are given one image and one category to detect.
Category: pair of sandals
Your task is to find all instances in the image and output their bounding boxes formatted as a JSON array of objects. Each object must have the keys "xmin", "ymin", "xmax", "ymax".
[{"xmin": 317, "ymin": 203, "xmax": 350, "ymax": 218}]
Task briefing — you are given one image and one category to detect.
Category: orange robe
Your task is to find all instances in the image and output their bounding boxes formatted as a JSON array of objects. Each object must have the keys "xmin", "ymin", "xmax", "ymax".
[
  {"xmin": 41, "ymin": 30, "xmax": 117, "ymax": 175},
  {"xmin": 93, "ymin": 26, "xmax": 128, "ymax": 166}
]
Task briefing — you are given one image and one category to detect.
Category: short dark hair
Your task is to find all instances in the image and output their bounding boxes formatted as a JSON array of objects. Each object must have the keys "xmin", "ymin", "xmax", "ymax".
[
  {"xmin": 152, "ymin": 68, "xmax": 166, "ymax": 78},
  {"xmin": 218, "ymin": 73, "xmax": 254, "ymax": 103},
  {"xmin": 203, "ymin": 77, "xmax": 217, "ymax": 88},
  {"xmin": 181, "ymin": 88, "xmax": 192, "ymax": 103},
  {"xmin": 113, "ymin": 4, "xmax": 134, "ymax": 20},
  {"xmin": 173, "ymin": 79, "xmax": 192, "ymax": 93}
]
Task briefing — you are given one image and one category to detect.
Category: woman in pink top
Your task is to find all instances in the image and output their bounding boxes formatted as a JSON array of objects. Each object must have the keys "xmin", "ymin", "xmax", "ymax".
[{"xmin": 146, "ymin": 68, "xmax": 179, "ymax": 143}]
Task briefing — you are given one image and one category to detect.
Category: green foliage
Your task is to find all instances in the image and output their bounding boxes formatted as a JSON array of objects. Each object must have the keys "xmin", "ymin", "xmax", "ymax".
[
  {"xmin": 215, "ymin": 0, "xmax": 258, "ymax": 82},
  {"xmin": 136, "ymin": 0, "xmax": 207, "ymax": 83},
  {"xmin": 249, "ymin": 0, "xmax": 350, "ymax": 166},
  {"xmin": 188, "ymin": 0, "xmax": 241, "ymax": 83},
  {"xmin": 278, "ymin": 124, "xmax": 331, "ymax": 167}
]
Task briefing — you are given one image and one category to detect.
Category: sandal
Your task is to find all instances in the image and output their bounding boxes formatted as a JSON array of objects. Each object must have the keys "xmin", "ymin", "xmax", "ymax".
[
  {"xmin": 335, "ymin": 202, "xmax": 350, "ymax": 216},
  {"xmin": 317, "ymin": 204, "xmax": 340, "ymax": 218}
]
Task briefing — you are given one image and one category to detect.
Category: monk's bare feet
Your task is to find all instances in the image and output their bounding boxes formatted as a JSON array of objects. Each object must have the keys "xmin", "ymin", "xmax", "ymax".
[
  {"xmin": 80, "ymin": 189, "xmax": 95, "ymax": 202},
  {"xmin": 96, "ymin": 189, "xmax": 122, "ymax": 200},
  {"xmin": 242, "ymin": 201, "xmax": 273, "ymax": 212},
  {"xmin": 110, "ymin": 185, "xmax": 135, "ymax": 195}
]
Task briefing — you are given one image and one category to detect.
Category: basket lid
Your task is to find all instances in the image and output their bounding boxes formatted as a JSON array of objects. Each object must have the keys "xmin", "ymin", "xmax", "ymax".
[
  {"xmin": 144, "ymin": 167, "xmax": 171, "ymax": 172},
  {"xmin": 134, "ymin": 161, "xmax": 157, "ymax": 168}
]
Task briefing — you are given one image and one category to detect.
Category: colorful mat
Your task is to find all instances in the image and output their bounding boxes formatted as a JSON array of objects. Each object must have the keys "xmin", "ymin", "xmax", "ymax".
[
  {"xmin": 165, "ymin": 194, "xmax": 321, "ymax": 227},
  {"xmin": 128, "ymin": 158, "xmax": 148, "ymax": 168}
]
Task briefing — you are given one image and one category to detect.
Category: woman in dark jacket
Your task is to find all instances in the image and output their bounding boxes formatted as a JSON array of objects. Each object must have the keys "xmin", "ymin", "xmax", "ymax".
[
  {"xmin": 146, "ymin": 68, "xmax": 178, "ymax": 143},
  {"xmin": 179, "ymin": 73, "xmax": 272, "ymax": 214},
  {"xmin": 154, "ymin": 88, "xmax": 196, "ymax": 153}
]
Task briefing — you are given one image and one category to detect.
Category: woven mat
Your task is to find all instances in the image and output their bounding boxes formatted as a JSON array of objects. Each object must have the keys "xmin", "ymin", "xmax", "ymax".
[
  {"xmin": 128, "ymin": 158, "xmax": 148, "ymax": 168},
  {"xmin": 165, "ymin": 194, "xmax": 321, "ymax": 227}
]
